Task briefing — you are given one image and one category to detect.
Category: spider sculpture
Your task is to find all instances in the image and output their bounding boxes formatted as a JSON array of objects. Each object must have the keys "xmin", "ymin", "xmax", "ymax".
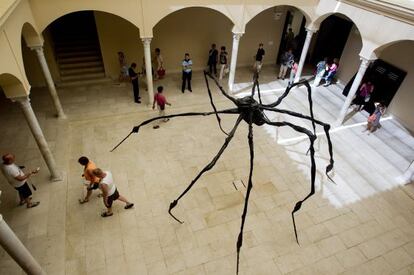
[{"xmin": 111, "ymin": 71, "xmax": 335, "ymax": 274}]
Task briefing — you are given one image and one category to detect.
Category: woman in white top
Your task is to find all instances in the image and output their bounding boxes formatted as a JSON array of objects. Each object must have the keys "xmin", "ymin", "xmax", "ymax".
[{"xmin": 92, "ymin": 168, "xmax": 133, "ymax": 217}]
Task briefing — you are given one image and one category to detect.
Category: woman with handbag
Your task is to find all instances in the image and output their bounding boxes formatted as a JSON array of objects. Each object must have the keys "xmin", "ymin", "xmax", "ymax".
[
  {"xmin": 366, "ymin": 102, "xmax": 386, "ymax": 133},
  {"xmin": 154, "ymin": 48, "xmax": 165, "ymax": 80},
  {"xmin": 219, "ymin": 46, "xmax": 228, "ymax": 80}
]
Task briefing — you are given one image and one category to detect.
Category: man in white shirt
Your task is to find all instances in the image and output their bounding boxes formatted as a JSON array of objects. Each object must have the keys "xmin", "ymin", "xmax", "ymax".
[
  {"xmin": 1, "ymin": 153, "xmax": 40, "ymax": 208},
  {"xmin": 92, "ymin": 168, "xmax": 134, "ymax": 217}
]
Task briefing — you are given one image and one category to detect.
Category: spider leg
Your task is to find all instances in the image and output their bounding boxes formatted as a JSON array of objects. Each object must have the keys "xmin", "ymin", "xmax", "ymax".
[
  {"xmin": 264, "ymin": 118, "xmax": 316, "ymax": 244},
  {"xmin": 205, "ymin": 71, "xmax": 238, "ymax": 105},
  {"xmin": 203, "ymin": 70, "xmax": 229, "ymax": 136},
  {"xmin": 261, "ymin": 106, "xmax": 334, "ymax": 182},
  {"xmin": 236, "ymin": 112, "xmax": 254, "ymax": 275},
  {"xmin": 169, "ymin": 114, "xmax": 244, "ymax": 223},
  {"xmin": 110, "ymin": 108, "xmax": 239, "ymax": 152}
]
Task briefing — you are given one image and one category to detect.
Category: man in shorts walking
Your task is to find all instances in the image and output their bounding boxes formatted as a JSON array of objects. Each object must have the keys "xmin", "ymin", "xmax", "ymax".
[
  {"xmin": 92, "ymin": 168, "xmax": 134, "ymax": 217},
  {"xmin": 1, "ymin": 153, "xmax": 40, "ymax": 208}
]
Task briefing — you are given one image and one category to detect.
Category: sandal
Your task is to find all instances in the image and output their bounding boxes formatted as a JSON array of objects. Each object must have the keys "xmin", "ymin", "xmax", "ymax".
[
  {"xmin": 124, "ymin": 203, "xmax": 134, "ymax": 209},
  {"xmin": 101, "ymin": 212, "xmax": 113, "ymax": 217},
  {"xmin": 79, "ymin": 198, "xmax": 89, "ymax": 204},
  {"xmin": 27, "ymin": 201, "xmax": 40, "ymax": 208}
]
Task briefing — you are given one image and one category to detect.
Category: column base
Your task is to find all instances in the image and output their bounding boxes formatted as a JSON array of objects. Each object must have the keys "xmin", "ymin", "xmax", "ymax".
[
  {"xmin": 56, "ymin": 113, "xmax": 67, "ymax": 120},
  {"xmin": 50, "ymin": 173, "xmax": 63, "ymax": 182}
]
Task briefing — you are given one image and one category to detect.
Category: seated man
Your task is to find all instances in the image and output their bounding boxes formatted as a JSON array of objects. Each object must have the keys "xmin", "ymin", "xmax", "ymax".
[{"xmin": 323, "ymin": 58, "xmax": 339, "ymax": 86}]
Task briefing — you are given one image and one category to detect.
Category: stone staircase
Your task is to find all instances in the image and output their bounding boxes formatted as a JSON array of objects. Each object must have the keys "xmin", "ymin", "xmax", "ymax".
[{"xmin": 51, "ymin": 11, "xmax": 111, "ymax": 87}]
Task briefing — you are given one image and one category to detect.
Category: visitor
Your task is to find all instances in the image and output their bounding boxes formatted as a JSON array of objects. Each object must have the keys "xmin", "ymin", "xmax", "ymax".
[
  {"xmin": 152, "ymin": 86, "xmax": 172, "ymax": 127},
  {"xmin": 182, "ymin": 53, "xmax": 192, "ymax": 93},
  {"xmin": 153, "ymin": 48, "xmax": 164, "ymax": 80},
  {"xmin": 207, "ymin": 44, "xmax": 218, "ymax": 76},
  {"xmin": 288, "ymin": 59, "xmax": 299, "ymax": 86},
  {"xmin": 352, "ymin": 81, "xmax": 374, "ymax": 111},
  {"xmin": 78, "ymin": 156, "xmax": 101, "ymax": 204},
  {"xmin": 366, "ymin": 101, "xmax": 386, "ymax": 133},
  {"xmin": 1, "ymin": 153, "xmax": 40, "ymax": 208},
  {"xmin": 278, "ymin": 49, "xmax": 294, "ymax": 80},
  {"xmin": 219, "ymin": 46, "xmax": 228, "ymax": 80},
  {"xmin": 313, "ymin": 57, "xmax": 328, "ymax": 86},
  {"xmin": 285, "ymin": 28, "xmax": 295, "ymax": 50},
  {"xmin": 253, "ymin": 43, "xmax": 265, "ymax": 73},
  {"xmin": 322, "ymin": 58, "xmax": 339, "ymax": 86},
  {"xmin": 128, "ymin": 62, "xmax": 141, "ymax": 103},
  {"xmin": 92, "ymin": 168, "xmax": 134, "ymax": 217},
  {"xmin": 117, "ymin": 51, "xmax": 129, "ymax": 82}
]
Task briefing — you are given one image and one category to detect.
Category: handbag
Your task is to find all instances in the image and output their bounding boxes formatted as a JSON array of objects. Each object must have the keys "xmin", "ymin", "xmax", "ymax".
[
  {"xmin": 157, "ymin": 67, "xmax": 166, "ymax": 78},
  {"xmin": 368, "ymin": 114, "xmax": 376, "ymax": 123},
  {"xmin": 224, "ymin": 65, "xmax": 230, "ymax": 74}
]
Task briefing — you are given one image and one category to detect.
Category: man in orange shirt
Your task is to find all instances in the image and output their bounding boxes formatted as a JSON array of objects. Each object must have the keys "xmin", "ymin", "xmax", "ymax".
[{"xmin": 78, "ymin": 156, "xmax": 101, "ymax": 203}]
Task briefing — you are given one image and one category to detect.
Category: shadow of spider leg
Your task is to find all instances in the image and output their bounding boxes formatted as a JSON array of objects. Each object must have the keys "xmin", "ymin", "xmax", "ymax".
[
  {"xmin": 169, "ymin": 114, "xmax": 244, "ymax": 223},
  {"xmin": 236, "ymin": 113, "xmax": 254, "ymax": 275},
  {"xmin": 110, "ymin": 109, "xmax": 239, "ymax": 152},
  {"xmin": 264, "ymin": 119, "xmax": 317, "ymax": 244},
  {"xmin": 262, "ymin": 106, "xmax": 335, "ymax": 181}
]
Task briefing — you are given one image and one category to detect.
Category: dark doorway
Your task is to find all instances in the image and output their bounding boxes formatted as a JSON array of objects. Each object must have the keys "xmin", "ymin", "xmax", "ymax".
[
  {"xmin": 47, "ymin": 11, "xmax": 106, "ymax": 86},
  {"xmin": 310, "ymin": 15, "xmax": 353, "ymax": 64},
  {"xmin": 343, "ymin": 59, "xmax": 406, "ymax": 114}
]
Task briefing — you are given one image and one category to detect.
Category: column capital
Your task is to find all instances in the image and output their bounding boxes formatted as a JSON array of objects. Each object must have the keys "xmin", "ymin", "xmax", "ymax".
[
  {"xmin": 305, "ymin": 27, "xmax": 318, "ymax": 34},
  {"xmin": 11, "ymin": 96, "xmax": 30, "ymax": 105},
  {"xmin": 359, "ymin": 56, "xmax": 375, "ymax": 69},
  {"xmin": 30, "ymin": 45, "xmax": 44, "ymax": 54},
  {"xmin": 232, "ymin": 32, "xmax": 243, "ymax": 40},
  {"xmin": 141, "ymin": 37, "xmax": 152, "ymax": 45}
]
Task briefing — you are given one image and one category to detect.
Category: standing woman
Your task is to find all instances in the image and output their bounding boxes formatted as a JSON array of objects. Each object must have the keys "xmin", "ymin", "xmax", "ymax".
[
  {"xmin": 366, "ymin": 102, "xmax": 386, "ymax": 133},
  {"xmin": 153, "ymin": 48, "xmax": 164, "ymax": 80},
  {"xmin": 219, "ymin": 46, "xmax": 228, "ymax": 80}
]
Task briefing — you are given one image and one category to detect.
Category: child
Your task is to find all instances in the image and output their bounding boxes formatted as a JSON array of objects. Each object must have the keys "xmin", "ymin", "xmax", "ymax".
[{"xmin": 152, "ymin": 86, "xmax": 171, "ymax": 128}]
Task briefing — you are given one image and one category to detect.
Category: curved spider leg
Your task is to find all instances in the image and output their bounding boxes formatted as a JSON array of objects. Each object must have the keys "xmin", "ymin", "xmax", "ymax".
[
  {"xmin": 261, "ymin": 106, "xmax": 335, "ymax": 182},
  {"xmin": 110, "ymin": 108, "xmax": 239, "ymax": 152},
  {"xmin": 264, "ymin": 118, "xmax": 316, "ymax": 244},
  {"xmin": 256, "ymin": 79, "xmax": 263, "ymax": 105},
  {"xmin": 236, "ymin": 112, "xmax": 254, "ymax": 275},
  {"xmin": 205, "ymin": 71, "xmax": 239, "ymax": 105},
  {"xmin": 169, "ymin": 114, "xmax": 244, "ymax": 223},
  {"xmin": 264, "ymin": 80, "xmax": 317, "ymax": 155},
  {"xmin": 203, "ymin": 70, "xmax": 229, "ymax": 136}
]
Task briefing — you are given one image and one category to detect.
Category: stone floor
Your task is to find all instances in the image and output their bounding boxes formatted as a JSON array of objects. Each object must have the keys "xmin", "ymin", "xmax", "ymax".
[{"xmin": 0, "ymin": 66, "xmax": 413, "ymax": 274}]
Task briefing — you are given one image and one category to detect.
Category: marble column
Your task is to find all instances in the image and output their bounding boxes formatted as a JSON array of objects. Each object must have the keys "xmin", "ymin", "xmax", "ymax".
[
  {"xmin": 0, "ymin": 215, "xmax": 46, "ymax": 275},
  {"xmin": 228, "ymin": 32, "xmax": 243, "ymax": 92},
  {"xmin": 294, "ymin": 28, "xmax": 316, "ymax": 82},
  {"xmin": 335, "ymin": 57, "xmax": 373, "ymax": 126},
  {"xmin": 142, "ymin": 38, "xmax": 154, "ymax": 104},
  {"xmin": 15, "ymin": 97, "xmax": 61, "ymax": 181},
  {"xmin": 31, "ymin": 46, "xmax": 66, "ymax": 119}
]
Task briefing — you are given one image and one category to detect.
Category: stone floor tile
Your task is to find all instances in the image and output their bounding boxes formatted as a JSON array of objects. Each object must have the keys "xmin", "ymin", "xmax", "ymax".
[{"xmin": 383, "ymin": 247, "xmax": 414, "ymax": 271}]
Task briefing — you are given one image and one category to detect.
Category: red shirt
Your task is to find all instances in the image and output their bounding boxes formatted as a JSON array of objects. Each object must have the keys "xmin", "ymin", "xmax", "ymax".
[{"xmin": 154, "ymin": 93, "xmax": 166, "ymax": 108}]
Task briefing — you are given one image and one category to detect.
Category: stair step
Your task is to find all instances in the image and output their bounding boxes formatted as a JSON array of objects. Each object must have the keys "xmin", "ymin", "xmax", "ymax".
[
  {"xmin": 60, "ymin": 66, "xmax": 104, "ymax": 76},
  {"xmin": 60, "ymin": 72, "xmax": 106, "ymax": 82},
  {"xmin": 56, "ymin": 50, "xmax": 101, "ymax": 58},
  {"xmin": 59, "ymin": 60, "xmax": 103, "ymax": 69},
  {"xmin": 58, "ymin": 77, "xmax": 112, "ymax": 88},
  {"xmin": 55, "ymin": 45, "xmax": 99, "ymax": 53},
  {"xmin": 55, "ymin": 40, "xmax": 99, "ymax": 48},
  {"xmin": 58, "ymin": 55, "xmax": 102, "ymax": 64}
]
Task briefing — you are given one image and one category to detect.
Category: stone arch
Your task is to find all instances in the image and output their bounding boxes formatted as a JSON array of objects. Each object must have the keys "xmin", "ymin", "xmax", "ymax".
[
  {"xmin": 0, "ymin": 73, "xmax": 28, "ymax": 98},
  {"xmin": 21, "ymin": 22, "xmax": 43, "ymax": 47},
  {"xmin": 151, "ymin": 6, "xmax": 236, "ymax": 34},
  {"xmin": 374, "ymin": 39, "xmax": 414, "ymax": 56},
  {"xmin": 244, "ymin": 4, "xmax": 312, "ymax": 28},
  {"xmin": 39, "ymin": 9, "xmax": 141, "ymax": 33}
]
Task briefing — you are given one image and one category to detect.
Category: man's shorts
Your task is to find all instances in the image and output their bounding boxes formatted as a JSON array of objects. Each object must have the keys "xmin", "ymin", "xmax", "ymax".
[
  {"xmin": 107, "ymin": 189, "xmax": 120, "ymax": 208},
  {"xmin": 15, "ymin": 182, "xmax": 32, "ymax": 199},
  {"xmin": 87, "ymin": 183, "xmax": 99, "ymax": 191}
]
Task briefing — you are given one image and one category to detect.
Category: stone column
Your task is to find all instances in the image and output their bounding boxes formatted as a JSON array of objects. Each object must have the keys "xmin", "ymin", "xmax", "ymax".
[
  {"xmin": 31, "ymin": 46, "xmax": 66, "ymax": 119},
  {"xmin": 294, "ymin": 29, "xmax": 316, "ymax": 82},
  {"xmin": 335, "ymin": 57, "xmax": 373, "ymax": 126},
  {"xmin": 228, "ymin": 32, "xmax": 243, "ymax": 92},
  {"xmin": 15, "ymin": 97, "xmax": 61, "ymax": 181},
  {"xmin": 0, "ymin": 215, "xmax": 46, "ymax": 275},
  {"xmin": 141, "ymin": 38, "xmax": 154, "ymax": 105}
]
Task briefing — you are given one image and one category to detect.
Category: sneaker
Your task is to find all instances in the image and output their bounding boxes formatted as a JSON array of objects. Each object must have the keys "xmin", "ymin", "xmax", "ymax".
[
  {"xmin": 189, "ymin": 89, "xmax": 192, "ymax": 92},
  {"xmin": 182, "ymin": 90, "xmax": 184, "ymax": 93},
  {"xmin": 27, "ymin": 201, "xmax": 40, "ymax": 208},
  {"xmin": 125, "ymin": 203, "xmax": 134, "ymax": 209}
]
